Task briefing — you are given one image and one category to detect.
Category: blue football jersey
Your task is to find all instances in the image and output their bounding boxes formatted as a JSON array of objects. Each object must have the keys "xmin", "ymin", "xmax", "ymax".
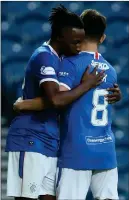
[
  {"xmin": 6, "ymin": 43, "xmax": 60, "ymax": 157},
  {"xmin": 58, "ymin": 52, "xmax": 117, "ymax": 169}
]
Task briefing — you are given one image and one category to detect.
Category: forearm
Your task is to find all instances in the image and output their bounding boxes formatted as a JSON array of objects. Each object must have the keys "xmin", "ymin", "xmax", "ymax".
[
  {"xmin": 52, "ymin": 82, "xmax": 91, "ymax": 108},
  {"xmin": 14, "ymin": 97, "xmax": 48, "ymax": 111}
]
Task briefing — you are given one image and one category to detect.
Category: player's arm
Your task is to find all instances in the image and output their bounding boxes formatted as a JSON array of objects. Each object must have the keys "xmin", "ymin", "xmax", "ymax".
[
  {"xmin": 13, "ymin": 85, "xmax": 69, "ymax": 112},
  {"xmin": 13, "ymin": 52, "xmax": 59, "ymax": 112},
  {"xmin": 14, "ymin": 72, "xmax": 121, "ymax": 111},
  {"xmin": 14, "ymin": 56, "xmax": 104, "ymax": 111},
  {"xmin": 13, "ymin": 51, "xmax": 59, "ymax": 112},
  {"xmin": 104, "ymin": 67, "xmax": 121, "ymax": 104},
  {"xmin": 13, "ymin": 79, "xmax": 77, "ymax": 111},
  {"xmin": 13, "ymin": 68, "xmax": 120, "ymax": 112},
  {"xmin": 40, "ymin": 59, "xmax": 104, "ymax": 108},
  {"xmin": 14, "ymin": 81, "xmax": 92, "ymax": 111},
  {"xmin": 13, "ymin": 97, "xmax": 46, "ymax": 112},
  {"xmin": 105, "ymin": 84, "xmax": 122, "ymax": 104}
]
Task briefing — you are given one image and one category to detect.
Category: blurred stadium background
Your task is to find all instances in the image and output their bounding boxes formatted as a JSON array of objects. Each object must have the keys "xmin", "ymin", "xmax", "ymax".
[{"xmin": 1, "ymin": 1, "xmax": 129, "ymax": 200}]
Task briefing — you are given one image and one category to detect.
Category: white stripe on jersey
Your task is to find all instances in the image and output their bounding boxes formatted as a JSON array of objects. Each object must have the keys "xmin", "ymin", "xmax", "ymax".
[
  {"xmin": 39, "ymin": 78, "xmax": 59, "ymax": 85},
  {"xmin": 60, "ymin": 83, "xmax": 71, "ymax": 90}
]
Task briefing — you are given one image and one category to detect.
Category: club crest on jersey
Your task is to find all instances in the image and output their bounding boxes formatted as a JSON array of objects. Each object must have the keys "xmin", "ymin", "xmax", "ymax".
[
  {"xmin": 40, "ymin": 66, "xmax": 56, "ymax": 75},
  {"xmin": 29, "ymin": 183, "xmax": 37, "ymax": 193},
  {"xmin": 91, "ymin": 60, "xmax": 109, "ymax": 70},
  {"xmin": 58, "ymin": 72, "xmax": 69, "ymax": 76}
]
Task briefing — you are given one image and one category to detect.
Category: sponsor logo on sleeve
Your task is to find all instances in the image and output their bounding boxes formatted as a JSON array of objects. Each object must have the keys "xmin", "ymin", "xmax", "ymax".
[{"xmin": 40, "ymin": 66, "xmax": 56, "ymax": 75}]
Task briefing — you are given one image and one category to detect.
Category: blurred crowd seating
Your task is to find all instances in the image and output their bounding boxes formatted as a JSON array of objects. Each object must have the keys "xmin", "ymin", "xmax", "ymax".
[{"xmin": 1, "ymin": 1, "xmax": 129, "ymax": 200}]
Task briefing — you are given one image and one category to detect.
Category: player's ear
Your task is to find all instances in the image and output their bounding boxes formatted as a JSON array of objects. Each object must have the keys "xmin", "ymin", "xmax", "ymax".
[{"xmin": 100, "ymin": 34, "xmax": 106, "ymax": 44}]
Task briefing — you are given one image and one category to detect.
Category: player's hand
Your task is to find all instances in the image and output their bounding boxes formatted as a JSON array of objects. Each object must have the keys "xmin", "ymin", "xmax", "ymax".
[
  {"xmin": 105, "ymin": 84, "xmax": 122, "ymax": 104},
  {"xmin": 81, "ymin": 65, "xmax": 105, "ymax": 88},
  {"xmin": 13, "ymin": 97, "xmax": 23, "ymax": 112}
]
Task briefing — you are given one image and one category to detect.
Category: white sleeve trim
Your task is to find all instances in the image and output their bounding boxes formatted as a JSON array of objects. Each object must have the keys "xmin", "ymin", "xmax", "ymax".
[
  {"xmin": 39, "ymin": 78, "xmax": 59, "ymax": 85},
  {"xmin": 59, "ymin": 82, "xmax": 71, "ymax": 90}
]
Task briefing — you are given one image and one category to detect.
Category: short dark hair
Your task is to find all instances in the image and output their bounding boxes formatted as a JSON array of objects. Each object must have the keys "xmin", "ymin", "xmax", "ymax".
[
  {"xmin": 49, "ymin": 5, "xmax": 84, "ymax": 39},
  {"xmin": 80, "ymin": 9, "xmax": 106, "ymax": 42}
]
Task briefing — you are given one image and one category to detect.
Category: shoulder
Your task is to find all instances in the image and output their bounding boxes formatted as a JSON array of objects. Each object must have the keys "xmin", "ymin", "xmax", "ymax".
[
  {"xmin": 62, "ymin": 52, "xmax": 88, "ymax": 68},
  {"xmin": 103, "ymin": 58, "xmax": 116, "ymax": 74},
  {"xmin": 28, "ymin": 46, "xmax": 58, "ymax": 74},
  {"xmin": 66, "ymin": 52, "xmax": 88, "ymax": 63},
  {"xmin": 29, "ymin": 46, "xmax": 58, "ymax": 70},
  {"xmin": 31, "ymin": 46, "xmax": 53, "ymax": 61},
  {"xmin": 101, "ymin": 57, "xmax": 117, "ymax": 83}
]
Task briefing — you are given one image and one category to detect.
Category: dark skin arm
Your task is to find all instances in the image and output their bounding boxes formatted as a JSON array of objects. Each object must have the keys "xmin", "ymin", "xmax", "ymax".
[
  {"xmin": 14, "ymin": 83, "xmax": 122, "ymax": 112},
  {"xmin": 13, "ymin": 67, "xmax": 104, "ymax": 111},
  {"xmin": 13, "ymin": 69, "xmax": 122, "ymax": 111},
  {"xmin": 105, "ymin": 84, "xmax": 122, "ymax": 104},
  {"xmin": 13, "ymin": 73, "xmax": 122, "ymax": 112},
  {"xmin": 13, "ymin": 97, "xmax": 47, "ymax": 112}
]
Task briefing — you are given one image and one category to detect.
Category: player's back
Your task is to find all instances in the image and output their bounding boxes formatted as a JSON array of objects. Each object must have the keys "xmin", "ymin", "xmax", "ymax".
[
  {"xmin": 6, "ymin": 43, "xmax": 60, "ymax": 157},
  {"xmin": 58, "ymin": 52, "xmax": 117, "ymax": 169}
]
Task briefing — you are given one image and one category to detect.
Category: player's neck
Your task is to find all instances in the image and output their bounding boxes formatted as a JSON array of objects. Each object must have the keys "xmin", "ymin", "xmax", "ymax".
[
  {"xmin": 81, "ymin": 40, "xmax": 98, "ymax": 53},
  {"xmin": 48, "ymin": 39, "xmax": 61, "ymax": 57}
]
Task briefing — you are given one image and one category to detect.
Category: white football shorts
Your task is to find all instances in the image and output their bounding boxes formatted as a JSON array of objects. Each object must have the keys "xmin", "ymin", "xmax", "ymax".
[
  {"xmin": 7, "ymin": 152, "xmax": 57, "ymax": 199},
  {"xmin": 56, "ymin": 167, "xmax": 119, "ymax": 200}
]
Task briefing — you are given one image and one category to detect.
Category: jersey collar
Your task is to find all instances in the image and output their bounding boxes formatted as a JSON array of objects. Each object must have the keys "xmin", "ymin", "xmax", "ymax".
[
  {"xmin": 43, "ymin": 42, "xmax": 59, "ymax": 58},
  {"xmin": 80, "ymin": 51, "xmax": 101, "ymax": 60},
  {"xmin": 80, "ymin": 51, "xmax": 101, "ymax": 56}
]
